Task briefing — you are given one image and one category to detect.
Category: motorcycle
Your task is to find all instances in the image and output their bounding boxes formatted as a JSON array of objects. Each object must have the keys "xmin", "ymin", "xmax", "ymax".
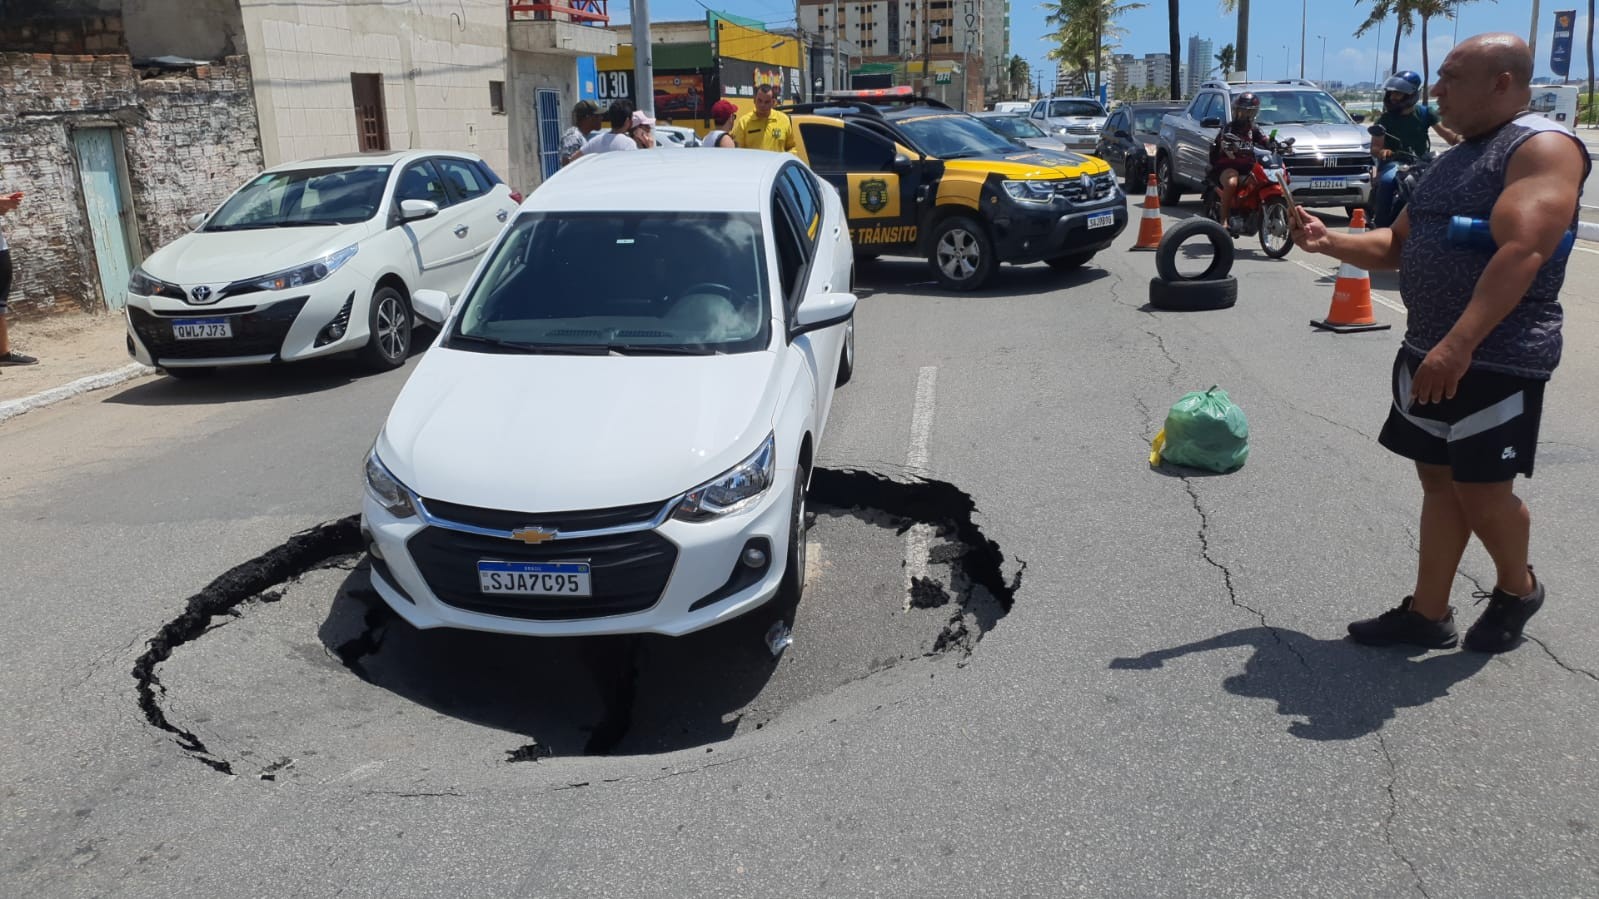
[
  {"xmin": 1201, "ymin": 133, "xmax": 1298, "ymax": 259},
  {"xmin": 1366, "ymin": 123, "xmax": 1433, "ymax": 229}
]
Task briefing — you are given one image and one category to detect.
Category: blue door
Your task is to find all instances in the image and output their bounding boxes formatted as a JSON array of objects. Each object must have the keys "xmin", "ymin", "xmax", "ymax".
[
  {"xmin": 73, "ymin": 128, "xmax": 135, "ymax": 310},
  {"xmin": 536, "ymin": 89, "xmax": 562, "ymax": 180}
]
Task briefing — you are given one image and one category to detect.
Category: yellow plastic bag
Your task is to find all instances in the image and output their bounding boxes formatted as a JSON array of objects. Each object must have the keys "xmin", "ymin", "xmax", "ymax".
[{"xmin": 1149, "ymin": 428, "xmax": 1167, "ymax": 468}]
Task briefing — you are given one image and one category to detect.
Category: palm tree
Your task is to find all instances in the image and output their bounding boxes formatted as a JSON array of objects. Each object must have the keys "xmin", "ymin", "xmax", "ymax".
[
  {"xmin": 1413, "ymin": 1, "xmax": 1479, "ymax": 96},
  {"xmin": 1167, "ymin": 0, "xmax": 1181, "ymax": 98},
  {"xmin": 1219, "ymin": 0, "xmax": 1248, "ymax": 80},
  {"xmin": 1216, "ymin": 43, "xmax": 1236, "ymax": 80},
  {"xmin": 1355, "ymin": 0, "xmax": 1416, "ymax": 76},
  {"xmin": 1009, "ymin": 55, "xmax": 1031, "ymax": 100},
  {"xmin": 1042, "ymin": 0, "xmax": 1146, "ymax": 95},
  {"xmin": 1588, "ymin": 0, "xmax": 1595, "ymax": 126}
]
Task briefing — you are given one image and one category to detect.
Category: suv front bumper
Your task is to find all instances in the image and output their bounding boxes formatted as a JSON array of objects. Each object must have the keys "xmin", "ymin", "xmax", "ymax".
[
  {"xmin": 1287, "ymin": 171, "xmax": 1373, "ymax": 208},
  {"xmin": 990, "ymin": 198, "xmax": 1129, "ymax": 265}
]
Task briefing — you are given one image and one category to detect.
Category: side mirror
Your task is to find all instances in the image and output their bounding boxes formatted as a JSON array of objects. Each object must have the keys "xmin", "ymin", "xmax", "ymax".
[
  {"xmin": 399, "ymin": 199, "xmax": 440, "ymax": 222},
  {"xmin": 186, "ymin": 212, "xmax": 208, "ymax": 230},
  {"xmin": 1114, "ymin": 129, "xmax": 1130, "ymax": 139},
  {"xmin": 1353, "ymin": 113, "xmax": 1366, "ymax": 123},
  {"xmin": 412, "ymin": 288, "xmax": 451, "ymax": 324},
  {"xmin": 1200, "ymin": 116, "xmax": 1223, "ymax": 129},
  {"xmin": 892, "ymin": 153, "xmax": 914, "ymax": 171},
  {"xmin": 793, "ymin": 291, "xmax": 857, "ymax": 335}
]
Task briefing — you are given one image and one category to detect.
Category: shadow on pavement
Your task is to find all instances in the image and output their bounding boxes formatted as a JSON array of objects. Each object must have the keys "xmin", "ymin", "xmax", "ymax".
[
  {"xmin": 1110, "ymin": 626, "xmax": 1491, "ymax": 741},
  {"xmin": 856, "ymin": 255, "xmax": 1111, "ymax": 299},
  {"xmin": 318, "ymin": 566, "xmax": 790, "ymax": 758}
]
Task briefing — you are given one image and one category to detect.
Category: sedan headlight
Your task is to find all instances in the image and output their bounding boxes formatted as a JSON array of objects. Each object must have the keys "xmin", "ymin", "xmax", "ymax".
[
  {"xmin": 1002, "ymin": 179, "xmax": 1061, "ymax": 205},
  {"xmin": 128, "ymin": 268, "xmax": 186, "ymax": 300},
  {"xmin": 673, "ymin": 433, "xmax": 776, "ymax": 522},
  {"xmin": 241, "ymin": 245, "xmax": 358, "ymax": 292},
  {"xmin": 364, "ymin": 448, "xmax": 416, "ymax": 519}
]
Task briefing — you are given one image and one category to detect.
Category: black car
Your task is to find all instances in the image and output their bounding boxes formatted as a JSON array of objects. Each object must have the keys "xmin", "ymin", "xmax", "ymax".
[{"xmin": 1096, "ymin": 102, "xmax": 1184, "ymax": 191}]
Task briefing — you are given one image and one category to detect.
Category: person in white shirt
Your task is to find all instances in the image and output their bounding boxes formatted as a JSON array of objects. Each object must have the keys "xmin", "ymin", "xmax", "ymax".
[
  {"xmin": 579, "ymin": 101, "xmax": 641, "ymax": 156},
  {"xmin": 703, "ymin": 100, "xmax": 737, "ymax": 148}
]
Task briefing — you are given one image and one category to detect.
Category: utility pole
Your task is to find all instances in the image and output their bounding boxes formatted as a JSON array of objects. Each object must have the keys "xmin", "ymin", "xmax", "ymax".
[
  {"xmin": 1530, "ymin": 0, "xmax": 1541, "ymax": 62},
  {"xmin": 1235, "ymin": 0, "xmax": 1250, "ymax": 81},
  {"xmin": 922, "ymin": 0, "xmax": 935, "ymax": 95},
  {"xmin": 631, "ymin": 0, "xmax": 653, "ymax": 115},
  {"xmin": 1298, "ymin": 0, "xmax": 1306, "ymax": 79},
  {"xmin": 833, "ymin": 0, "xmax": 841, "ymax": 95}
]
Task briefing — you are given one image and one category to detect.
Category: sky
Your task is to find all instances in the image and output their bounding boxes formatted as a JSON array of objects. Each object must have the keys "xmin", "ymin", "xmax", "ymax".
[{"xmin": 617, "ymin": 1, "xmax": 1583, "ymax": 89}]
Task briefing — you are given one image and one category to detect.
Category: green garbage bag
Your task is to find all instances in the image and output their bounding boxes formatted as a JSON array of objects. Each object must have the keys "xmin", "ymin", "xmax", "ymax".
[{"xmin": 1149, "ymin": 386, "xmax": 1249, "ymax": 473}]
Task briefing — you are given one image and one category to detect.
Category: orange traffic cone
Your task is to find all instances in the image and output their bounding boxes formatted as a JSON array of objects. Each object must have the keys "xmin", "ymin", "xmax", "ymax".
[
  {"xmin": 1311, "ymin": 209, "xmax": 1392, "ymax": 333},
  {"xmin": 1130, "ymin": 172, "xmax": 1163, "ymax": 250}
]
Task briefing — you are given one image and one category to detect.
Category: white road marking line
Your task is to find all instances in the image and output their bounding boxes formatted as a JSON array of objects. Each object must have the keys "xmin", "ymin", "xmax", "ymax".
[
  {"xmin": 1572, "ymin": 244, "xmax": 1599, "ymax": 256},
  {"xmin": 1291, "ymin": 259, "xmax": 1408, "ymax": 315},
  {"xmin": 903, "ymin": 366, "xmax": 937, "ymax": 608}
]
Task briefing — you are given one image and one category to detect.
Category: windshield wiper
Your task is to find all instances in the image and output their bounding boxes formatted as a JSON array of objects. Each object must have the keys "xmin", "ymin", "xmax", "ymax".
[
  {"xmin": 278, "ymin": 219, "xmax": 346, "ymax": 227},
  {"xmin": 606, "ymin": 344, "xmax": 718, "ymax": 356},
  {"xmin": 447, "ymin": 333, "xmax": 609, "ymax": 354},
  {"xmin": 204, "ymin": 223, "xmax": 276, "ymax": 232}
]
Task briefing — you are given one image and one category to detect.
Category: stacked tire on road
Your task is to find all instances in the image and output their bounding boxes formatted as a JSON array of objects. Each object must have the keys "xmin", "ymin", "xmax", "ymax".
[{"xmin": 1149, "ymin": 218, "xmax": 1239, "ymax": 310}]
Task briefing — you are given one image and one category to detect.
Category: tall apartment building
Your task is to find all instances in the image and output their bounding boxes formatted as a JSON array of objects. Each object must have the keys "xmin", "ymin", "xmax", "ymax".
[
  {"xmin": 1112, "ymin": 52, "xmax": 1172, "ymax": 98},
  {"xmin": 797, "ymin": 0, "xmax": 1001, "ymax": 109},
  {"xmin": 1186, "ymin": 35, "xmax": 1213, "ymax": 96}
]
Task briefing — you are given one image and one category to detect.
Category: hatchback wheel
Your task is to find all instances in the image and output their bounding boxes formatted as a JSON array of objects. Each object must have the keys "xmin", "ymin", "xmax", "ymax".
[
  {"xmin": 779, "ymin": 463, "xmax": 810, "ymax": 605},
  {"xmin": 836, "ymin": 319, "xmax": 854, "ymax": 386},
  {"xmin": 358, "ymin": 286, "xmax": 412, "ymax": 371},
  {"xmin": 928, "ymin": 215, "xmax": 995, "ymax": 291}
]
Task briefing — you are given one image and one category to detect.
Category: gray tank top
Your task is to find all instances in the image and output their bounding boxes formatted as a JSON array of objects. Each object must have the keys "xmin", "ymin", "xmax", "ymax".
[{"xmin": 1398, "ymin": 113, "xmax": 1589, "ymax": 379}]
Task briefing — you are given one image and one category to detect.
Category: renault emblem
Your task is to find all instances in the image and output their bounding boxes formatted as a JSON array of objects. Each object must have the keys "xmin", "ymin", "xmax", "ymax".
[
  {"xmin": 510, "ymin": 526, "xmax": 557, "ymax": 545},
  {"xmin": 1079, "ymin": 173, "xmax": 1093, "ymax": 195},
  {"xmin": 189, "ymin": 285, "xmax": 213, "ymax": 304}
]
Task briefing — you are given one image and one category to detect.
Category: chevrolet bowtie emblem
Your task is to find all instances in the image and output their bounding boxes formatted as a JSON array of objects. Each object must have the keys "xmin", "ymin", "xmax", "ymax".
[{"xmin": 510, "ymin": 526, "xmax": 557, "ymax": 545}]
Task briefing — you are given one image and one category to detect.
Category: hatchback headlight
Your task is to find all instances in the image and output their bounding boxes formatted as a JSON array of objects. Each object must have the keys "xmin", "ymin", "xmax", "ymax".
[
  {"xmin": 673, "ymin": 433, "xmax": 776, "ymax": 522},
  {"xmin": 128, "ymin": 268, "xmax": 185, "ymax": 300},
  {"xmin": 364, "ymin": 449, "xmax": 416, "ymax": 519},
  {"xmin": 243, "ymin": 245, "xmax": 359, "ymax": 292},
  {"xmin": 1002, "ymin": 180, "xmax": 1060, "ymax": 205}
]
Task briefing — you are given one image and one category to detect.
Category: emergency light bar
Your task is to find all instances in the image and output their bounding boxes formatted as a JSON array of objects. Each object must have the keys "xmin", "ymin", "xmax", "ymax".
[{"xmin": 827, "ymin": 86, "xmax": 915, "ymax": 99}]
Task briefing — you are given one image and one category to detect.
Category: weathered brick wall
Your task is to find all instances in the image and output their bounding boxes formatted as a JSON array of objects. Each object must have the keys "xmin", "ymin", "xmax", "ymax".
[
  {"xmin": 0, "ymin": 49, "xmax": 263, "ymax": 316},
  {"xmin": 0, "ymin": 13, "xmax": 127, "ymax": 55}
]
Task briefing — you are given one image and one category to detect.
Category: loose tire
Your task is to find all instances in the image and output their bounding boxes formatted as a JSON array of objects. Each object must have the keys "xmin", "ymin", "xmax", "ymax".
[
  {"xmin": 1148, "ymin": 275, "xmax": 1238, "ymax": 311},
  {"xmin": 778, "ymin": 463, "xmax": 810, "ymax": 606},
  {"xmin": 1156, "ymin": 155, "xmax": 1183, "ymax": 206},
  {"xmin": 1045, "ymin": 250, "xmax": 1095, "ymax": 271},
  {"xmin": 358, "ymin": 286, "xmax": 412, "ymax": 371},
  {"xmin": 928, "ymin": 215, "xmax": 996, "ymax": 291},
  {"xmin": 1155, "ymin": 217, "xmax": 1235, "ymax": 283},
  {"xmin": 1260, "ymin": 197, "xmax": 1293, "ymax": 258}
]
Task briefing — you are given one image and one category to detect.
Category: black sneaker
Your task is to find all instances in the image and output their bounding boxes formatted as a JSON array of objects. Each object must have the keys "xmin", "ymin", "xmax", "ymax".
[
  {"xmin": 1347, "ymin": 596, "xmax": 1460, "ymax": 649},
  {"xmin": 0, "ymin": 351, "xmax": 38, "ymax": 366},
  {"xmin": 1464, "ymin": 571, "xmax": 1545, "ymax": 654}
]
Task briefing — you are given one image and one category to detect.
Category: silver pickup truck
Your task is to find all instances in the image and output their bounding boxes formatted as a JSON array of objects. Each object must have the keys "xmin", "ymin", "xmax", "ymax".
[{"xmin": 1155, "ymin": 79, "xmax": 1373, "ymax": 211}]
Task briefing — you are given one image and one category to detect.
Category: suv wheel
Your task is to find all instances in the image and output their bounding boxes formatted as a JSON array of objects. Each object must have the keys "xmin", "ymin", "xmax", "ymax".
[
  {"xmin": 1157, "ymin": 155, "xmax": 1183, "ymax": 206},
  {"xmin": 928, "ymin": 215, "xmax": 995, "ymax": 291}
]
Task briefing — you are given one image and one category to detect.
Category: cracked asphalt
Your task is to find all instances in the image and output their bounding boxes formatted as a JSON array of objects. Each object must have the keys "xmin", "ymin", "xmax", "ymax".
[{"xmin": 3, "ymin": 204, "xmax": 1599, "ymax": 896}]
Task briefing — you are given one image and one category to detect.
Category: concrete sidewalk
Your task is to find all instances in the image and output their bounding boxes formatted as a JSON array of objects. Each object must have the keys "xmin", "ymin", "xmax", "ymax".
[{"xmin": 0, "ymin": 312, "xmax": 156, "ymax": 423}]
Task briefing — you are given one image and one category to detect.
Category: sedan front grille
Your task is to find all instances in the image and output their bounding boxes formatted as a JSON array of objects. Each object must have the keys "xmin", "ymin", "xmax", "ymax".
[
  {"xmin": 407, "ymin": 527, "xmax": 678, "ymax": 620},
  {"xmin": 418, "ymin": 497, "xmax": 668, "ymax": 533},
  {"xmin": 1284, "ymin": 153, "xmax": 1372, "ymax": 178},
  {"xmin": 129, "ymin": 297, "xmax": 308, "ymax": 360}
]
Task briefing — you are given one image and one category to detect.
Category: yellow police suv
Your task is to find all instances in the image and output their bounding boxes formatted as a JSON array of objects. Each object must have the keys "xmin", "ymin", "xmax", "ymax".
[{"xmin": 781, "ymin": 88, "xmax": 1127, "ymax": 290}]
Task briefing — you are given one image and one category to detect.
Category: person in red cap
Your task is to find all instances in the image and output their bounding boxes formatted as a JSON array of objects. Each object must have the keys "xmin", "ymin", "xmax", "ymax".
[{"xmin": 704, "ymin": 100, "xmax": 737, "ymax": 148}]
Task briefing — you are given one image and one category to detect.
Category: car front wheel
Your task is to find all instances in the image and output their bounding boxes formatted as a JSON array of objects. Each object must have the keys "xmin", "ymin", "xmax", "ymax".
[
  {"xmin": 836, "ymin": 319, "xmax": 854, "ymax": 386},
  {"xmin": 779, "ymin": 463, "xmax": 809, "ymax": 606},
  {"xmin": 358, "ymin": 286, "xmax": 412, "ymax": 371},
  {"xmin": 1157, "ymin": 155, "xmax": 1183, "ymax": 206},
  {"xmin": 928, "ymin": 215, "xmax": 996, "ymax": 291}
]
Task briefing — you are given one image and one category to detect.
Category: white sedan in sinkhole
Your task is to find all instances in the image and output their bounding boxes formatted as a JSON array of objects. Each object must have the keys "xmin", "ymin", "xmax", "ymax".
[{"xmin": 361, "ymin": 149, "xmax": 858, "ymax": 637}]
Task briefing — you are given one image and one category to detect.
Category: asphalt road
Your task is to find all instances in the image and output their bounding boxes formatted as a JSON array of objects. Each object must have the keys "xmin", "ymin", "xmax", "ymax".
[{"xmin": 3, "ymin": 197, "xmax": 1598, "ymax": 897}]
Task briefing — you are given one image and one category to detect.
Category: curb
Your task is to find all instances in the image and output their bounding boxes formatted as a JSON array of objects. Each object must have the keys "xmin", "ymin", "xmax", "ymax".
[{"xmin": 0, "ymin": 362, "xmax": 159, "ymax": 425}]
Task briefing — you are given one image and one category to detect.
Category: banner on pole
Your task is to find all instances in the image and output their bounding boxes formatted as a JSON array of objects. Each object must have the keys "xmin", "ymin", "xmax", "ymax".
[{"xmin": 1552, "ymin": 10, "xmax": 1576, "ymax": 79}]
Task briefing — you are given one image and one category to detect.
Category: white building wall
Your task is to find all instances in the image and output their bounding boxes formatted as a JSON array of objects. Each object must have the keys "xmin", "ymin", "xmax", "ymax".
[{"xmin": 238, "ymin": 0, "xmax": 509, "ymax": 176}]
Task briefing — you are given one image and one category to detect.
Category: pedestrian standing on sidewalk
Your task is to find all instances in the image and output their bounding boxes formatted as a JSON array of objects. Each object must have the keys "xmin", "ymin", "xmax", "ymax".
[
  {"xmin": 731, "ymin": 84, "xmax": 797, "ymax": 154},
  {"xmin": 0, "ymin": 189, "xmax": 39, "ymax": 367},
  {"xmin": 703, "ymin": 100, "xmax": 737, "ymax": 148},
  {"xmin": 559, "ymin": 100, "xmax": 604, "ymax": 167},
  {"xmin": 626, "ymin": 110, "xmax": 656, "ymax": 149},
  {"xmin": 1290, "ymin": 33, "xmax": 1585, "ymax": 653},
  {"xmin": 579, "ymin": 100, "xmax": 640, "ymax": 156}
]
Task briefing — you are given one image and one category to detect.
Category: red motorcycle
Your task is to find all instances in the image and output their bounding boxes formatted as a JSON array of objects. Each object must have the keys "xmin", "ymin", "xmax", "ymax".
[{"xmin": 1201, "ymin": 134, "xmax": 1297, "ymax": 259}]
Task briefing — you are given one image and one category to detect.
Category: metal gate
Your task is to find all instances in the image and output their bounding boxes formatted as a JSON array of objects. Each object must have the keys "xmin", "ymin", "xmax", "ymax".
[
  {"xmin": 72, "ymin": 127, "xmax": 135, "ymax": 311},
  {"xmin": 536, "ymin": 89, "xmax": 562, "ymax": 180}
]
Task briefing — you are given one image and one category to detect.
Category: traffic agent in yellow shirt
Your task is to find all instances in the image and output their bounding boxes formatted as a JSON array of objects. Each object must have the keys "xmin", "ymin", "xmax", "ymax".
[{"xmin": 732, "ymin": 84, "xmax": 798, "ymax": 153}]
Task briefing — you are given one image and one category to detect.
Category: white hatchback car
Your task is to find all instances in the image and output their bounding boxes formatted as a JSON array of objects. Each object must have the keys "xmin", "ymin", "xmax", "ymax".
[
  {"xmin": 124, "ymin": 150, "xmax": 520, "ymax": 375},
  {"xmin": 361, "ymin": 149, "xmax": 857, "ymax": 637}
]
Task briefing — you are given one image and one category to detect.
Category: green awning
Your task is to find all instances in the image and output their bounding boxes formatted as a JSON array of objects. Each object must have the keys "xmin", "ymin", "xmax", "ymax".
[{"xmin": 851, "ymin": 62, "xmax": 899, "ymax": 75}]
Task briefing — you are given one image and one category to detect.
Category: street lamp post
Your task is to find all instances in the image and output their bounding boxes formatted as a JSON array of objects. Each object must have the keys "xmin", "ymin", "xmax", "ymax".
[
  {"xmin": 1299, "ymin": 0, "xmax": 1306, "ymax": 79},
  {"xmin": 1317, "ymin": 35, "xmax": 1326, "ymax": 84},
  {"xmin": 1283, "ymin": 45, "xmax": 1290, "ymax": 81}
]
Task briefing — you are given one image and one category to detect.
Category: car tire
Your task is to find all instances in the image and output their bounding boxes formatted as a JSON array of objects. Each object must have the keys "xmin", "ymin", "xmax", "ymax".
[
  {"xmin": 1155, "ymin": 217, "xmax": 1235, "ymax": 282},
  {"xmin": 835, "ymin": 319, "xmax": 854, "ymax": 387},
  {"xmin": 1045, "ymin": 250, "xmax": 1095, "ymax": 271},
  {"xmin": 928, "ymin": 215, "xmax": 996, "ymax": 291},
  {"xmin": 778, "ymin": 462, "xmax": 810, "ymax": 606},
  {"xmin": 357, "ymin": 286, "xmax": 412, "ymax": 372},
  {"xmin": 1124, "ymin": 158, "xmax": 1146, "ymax": 194},
  {"xmin": 162, "ymin": 366, "xmax": 215, "ymax": 380},
  {"xmin": 1148, "ymin": 275, "xmax": 1238, "ymax": 311},
  {"xmin": 1156, "ymin": 155, "xmax": 1183, "ymax": 206}
]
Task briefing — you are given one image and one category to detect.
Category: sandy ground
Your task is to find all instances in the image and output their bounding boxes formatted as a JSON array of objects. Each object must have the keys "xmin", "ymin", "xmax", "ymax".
[{"xmin": 0, "ymin": 311, "xmax": 146, "ymax": 404}]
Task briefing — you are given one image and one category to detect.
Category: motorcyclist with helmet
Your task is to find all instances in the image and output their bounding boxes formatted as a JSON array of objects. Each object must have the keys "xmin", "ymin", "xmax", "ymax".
[
  {"xmin": 1210, "ymin": 92, "xmax": 1275, "ymax": 236},
  {"xmin": 1370, "ymin": 70, "xmax": 1460, "ymax": 227}
]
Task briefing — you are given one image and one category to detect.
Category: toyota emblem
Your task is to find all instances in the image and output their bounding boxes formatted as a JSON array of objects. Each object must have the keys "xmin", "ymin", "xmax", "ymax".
[{"xmin": 189, "ymin": 285, "xmax": 213, "ymax": 304}]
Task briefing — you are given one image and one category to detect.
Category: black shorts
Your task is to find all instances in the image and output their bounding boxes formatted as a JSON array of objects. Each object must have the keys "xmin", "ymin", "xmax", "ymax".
[
  {"xmin": 0, "ymin": 248, "xmax": 11, "ymax": 316},
  {"xmin": 1378, "ymin": 348, "xmax": 1546, "ymax": 482}
]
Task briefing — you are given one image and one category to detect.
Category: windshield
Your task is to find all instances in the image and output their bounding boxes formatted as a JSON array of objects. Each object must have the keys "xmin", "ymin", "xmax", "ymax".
[
  {"xmin": 448, "ymin": 212, "xmax": 770, "ymax": 355},
  {"xmin": 1048, "ymin": 100, "xmax": 1106, "ymax": 118},
  {"xmin": 1131, "ymin": 107, "xmax": 1179, "ymax": 133},
  {"xmin": 981, "ymin": 116, "xmax": 1047, "ymax": 140},
  {"xmin": 205, "ymin": 166, "xmax": 390, "ymax": 230},
  {"xmin": 1253, "ymin": 91, "xmax": 1354, "ymax": 126},
  {"xmin": 896, "ymin": 114, "xmax": 1020, "ymax": 159}
]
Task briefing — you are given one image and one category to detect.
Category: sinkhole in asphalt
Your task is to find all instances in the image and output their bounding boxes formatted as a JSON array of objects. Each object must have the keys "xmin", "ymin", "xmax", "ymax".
[{"xmin": 132, "ymin": 469, "xmax": 1020, "ymax": 777}]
